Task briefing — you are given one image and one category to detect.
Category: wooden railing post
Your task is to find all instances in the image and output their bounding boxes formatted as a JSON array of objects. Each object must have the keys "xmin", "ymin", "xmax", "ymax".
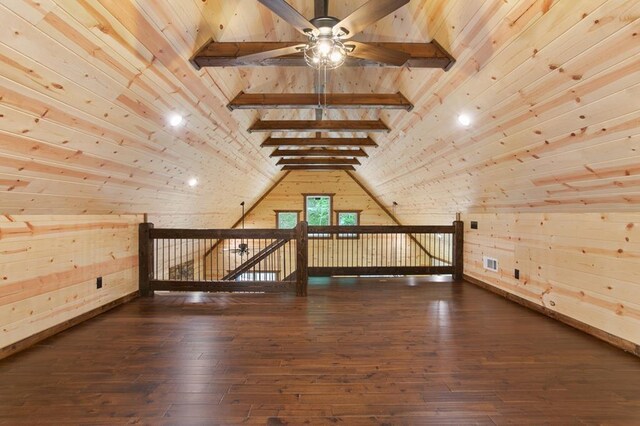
[
  {"xmin": 138, "ymin": 222, "xmax": 154, "ymax": 297},
  {"xmin": 452, "ymin": 220, "xmax": 464, "ymax": 282},
  {"xmin": 295, "ymin": 221, "xmax": 308, "ymax": 297}
]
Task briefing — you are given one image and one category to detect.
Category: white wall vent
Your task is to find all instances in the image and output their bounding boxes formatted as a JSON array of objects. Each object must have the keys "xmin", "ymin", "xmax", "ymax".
[{"xmin": 483, "ymin": 256, "xmax": 498, "ymax": 272}]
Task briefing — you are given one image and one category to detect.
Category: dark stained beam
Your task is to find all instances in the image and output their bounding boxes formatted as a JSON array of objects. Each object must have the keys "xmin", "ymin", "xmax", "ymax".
[
  {"xmin": 228, "ymin": 92, "xmax": 413, "ymax": 111},
  {"xmin": 191, "ymin": 40, "xmax": 455, "ymax": 70},
  {"xmin": 249, "ymin": 120, "xmax": 389, "ymax": 133},
  {"xmin": 276, "ymin": 158, "xmax": 361, "ymax": 166},
  {"xmin": 262, "ymin": 137, "xmax": 378, "ymax": 147},
  {"xmin": 281, "ymin": 165, "xmax": 357, "ymax": 171},
  {"xmin": 271, "ymin": 148, "xmax": 368, "ymax": 157}
]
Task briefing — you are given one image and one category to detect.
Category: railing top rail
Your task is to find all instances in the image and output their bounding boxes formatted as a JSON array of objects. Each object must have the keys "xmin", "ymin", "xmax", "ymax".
[
  {"xmin": 149, "ymin": 228, "xmax": 297, "ymax": 240},
  {"xmin": 307, "ymin": 225, "xmax": 455, "ymax": 234}
]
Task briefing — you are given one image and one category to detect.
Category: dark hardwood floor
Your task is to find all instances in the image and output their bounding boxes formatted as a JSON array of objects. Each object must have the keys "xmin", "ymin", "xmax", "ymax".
[{"xmin": 1, "ymin": 277, "xmax": 639, "ymax": 425}]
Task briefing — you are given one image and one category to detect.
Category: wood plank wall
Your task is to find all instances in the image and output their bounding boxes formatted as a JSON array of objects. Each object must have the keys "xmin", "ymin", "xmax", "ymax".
[
  {"xmin": 0, "ymin": 214, "xmax": 140, "ymax": 349},
  {"xmin": 463, "ymin": 212, "xmax": 640, "ymax": 346},
  {"xmin": 242, "ymin": 171, "xmax": 398, "ymax": 227}
]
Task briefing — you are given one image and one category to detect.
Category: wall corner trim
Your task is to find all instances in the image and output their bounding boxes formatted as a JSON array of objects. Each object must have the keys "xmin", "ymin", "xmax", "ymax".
[{"xmin": 463, "ymin": 274, "xmax": 640, "ymax": 358}]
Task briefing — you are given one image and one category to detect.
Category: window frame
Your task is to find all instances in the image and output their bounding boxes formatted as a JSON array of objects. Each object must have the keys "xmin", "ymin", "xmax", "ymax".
[
  {"xmin": 335, "ymin": 210, "xmax": 361, "ymax": 239},
  {"xmin": 303, "ymin": 193, "xmax": 334, "ymax": 239},
  {"xmin": 274, "ymin": 210, "xmax": 300, "ymax": 229}
]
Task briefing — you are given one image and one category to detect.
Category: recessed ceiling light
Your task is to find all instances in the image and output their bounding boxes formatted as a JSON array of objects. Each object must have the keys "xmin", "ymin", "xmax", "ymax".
[
  {"xmin": 458, "ymin": 114, "xmax": 471, "ymax": 126},
  {"xmin": 187, "ymin": 177, "xmax": 198, "ymax": 187},
  {"xmin": 169, "ymin": 113, "xmax": 183, "ymax": 127}
]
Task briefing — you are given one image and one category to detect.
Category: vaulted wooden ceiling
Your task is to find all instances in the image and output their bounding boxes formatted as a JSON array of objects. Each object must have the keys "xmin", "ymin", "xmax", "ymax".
[{"xmin": 0, "ymin": 0, "xmax": 638, "ymax": 223}]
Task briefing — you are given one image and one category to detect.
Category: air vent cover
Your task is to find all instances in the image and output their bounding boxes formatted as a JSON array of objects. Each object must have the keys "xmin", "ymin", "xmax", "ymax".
[{"xmin": 483, "ymin": 256, "xmax": 498, "ymax": 272}]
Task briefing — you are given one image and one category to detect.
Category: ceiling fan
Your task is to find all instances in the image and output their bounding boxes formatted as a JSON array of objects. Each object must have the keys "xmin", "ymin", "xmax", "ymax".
[
  {"xmin": 223, "ymin": 201, "xmax": 250, "ymax": 256},
  {"xmin": 223, "ymin": 242, "xmax": 250, "ymax": 256},
  {"xmin": 242, "ymin": 0, "xmax": 412, "ymax": 68}
]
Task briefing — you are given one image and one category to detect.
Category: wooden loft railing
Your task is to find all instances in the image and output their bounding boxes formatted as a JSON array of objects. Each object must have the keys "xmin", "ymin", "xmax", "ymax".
[
  {"xmin": 307, "ymin": 225, "xmax": 461, "ymax": 277},
  {"xmin": 138, "ymin": 223, "xmax": 308, "ymax": 297},
  {"xmin": 138, "ymin": 221, "xmax": 463, "ymax": 297}
]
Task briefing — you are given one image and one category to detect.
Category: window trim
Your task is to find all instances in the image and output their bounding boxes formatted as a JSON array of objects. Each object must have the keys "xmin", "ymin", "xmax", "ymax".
[
  {"xmin": 303, "ymin": 193, "xmax": 334, "ymax": 239},
  {"xmin": 274, "ymin": 210, "xmax": 300, "ymax": 229},
  {"xmin": 336, "ymin": 210, "xmax": 361, "ymax": 239}
]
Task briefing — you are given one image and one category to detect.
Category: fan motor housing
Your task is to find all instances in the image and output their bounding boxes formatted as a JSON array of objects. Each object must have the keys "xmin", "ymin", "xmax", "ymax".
[{"xmin": 310, "ymin": 16, "xmax": 340, "ymax": 32}]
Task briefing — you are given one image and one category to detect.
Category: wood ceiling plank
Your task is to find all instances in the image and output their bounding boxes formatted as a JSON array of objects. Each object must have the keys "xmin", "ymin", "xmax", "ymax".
[
  {"xmin": 228, "ymin": 92, "xmax": 413, "ymax": 111},
  {"xmin": 270, "ymin": 148, "xmax": 368, "ymax": 158},
  {"xmin": 249, "ymin": 120, "xmax": 389, "ymax": 133},
  {"xmin": 262, "ymin": 137, "xmax": 378, "ymax": 147},
  {"xmin": 360, "ymin": 0, "xmax": 639, "ymax": 216},
  {"xmin": 5, "ymin": 0, "xmax": 278, "ymax": 213},
  {"xmin": 336, "ymin": 0, "xmax": 410, "ymax": 40},
  {"xmin": 0, "ymin": 4, "xmax": 252, "ymax": 176},
  {"xmin": 86, "ymin": 0, "xmax": 272, "ymax": 165},
  {"xmin": 381, "ymin": 66, "xmax": 640, "ymax": 196},
  {"xmin": 257, "ymin": 0, "xmax": 317, "ymax": 36},
  {"xmin": 421, "ymin": 88, "xmax": 640, "ymax": 191}
]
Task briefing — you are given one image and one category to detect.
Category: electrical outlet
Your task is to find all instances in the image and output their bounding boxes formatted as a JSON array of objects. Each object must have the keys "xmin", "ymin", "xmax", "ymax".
[
  {"xmin": 96, "ymin": 277, "xmax": 103, "ymax": 289},
  {"xmin": 514, "ymin": 269, "xmax": 520, "ymax": 279},
  {"xmin": 471, "ymin": 221, "xmax": 478, "ymax": 229}
]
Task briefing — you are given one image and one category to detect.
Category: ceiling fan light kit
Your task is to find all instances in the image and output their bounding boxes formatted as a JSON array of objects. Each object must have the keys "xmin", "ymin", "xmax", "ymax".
[
  {"xmin": 250, "ymin": 0, "xmax": 414, "ymax": 68},
  {"xmin": 303, "ymin": 36, "xmax": 347, "ymax": 69},
  {"xmin": 302, "ymin": 16, "xmax": 350, "ymax": 69}
]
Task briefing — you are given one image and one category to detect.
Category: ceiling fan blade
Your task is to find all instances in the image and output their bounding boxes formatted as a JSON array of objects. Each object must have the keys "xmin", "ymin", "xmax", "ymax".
[
  {"xmin": 334, "ymin": 0, "xmax": 409, "ymax": 39},
  {"xmin": 258, "ymin": 0, "xmax": 318, "ymax": 35},
  {"xmin": 237, "ymin": 44, "xmax": 306, "ymax": 64},
  {"xmin": 346, "ymin": 41, "xmax": 410, "ymax": 66}
]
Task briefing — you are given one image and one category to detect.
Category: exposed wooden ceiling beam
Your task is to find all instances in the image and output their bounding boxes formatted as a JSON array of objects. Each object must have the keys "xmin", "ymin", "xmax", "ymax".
[
  {"xmin": 228, "ymin": 92, "xmax": 413, "ymax": 111},
  {"xmin": 271, "ymin": 148, "xmax": 368, "ymax": 157},
  {"xmin": 262, "ymin": 137, "xmax": 378, "ymax": 147},
  {"xmin": 249, "ymin": 120, "xmax": 389, "ymax": 133},
  {"xmin": 191, "ymin": 40, "xmax": 455, "ymax": 70},
  {"xmin": 276, "ymin": 158, "xmax": 361, "ymax": 165},
  {"xmin": 281, "ymin": 165, "xmax": 357, "ymax": 171}
]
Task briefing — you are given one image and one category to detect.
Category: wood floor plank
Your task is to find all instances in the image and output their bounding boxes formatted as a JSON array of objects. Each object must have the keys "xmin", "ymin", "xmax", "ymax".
[{"xmin": 0, "ymin": 276, "xmax": 639, "ymax": 424}]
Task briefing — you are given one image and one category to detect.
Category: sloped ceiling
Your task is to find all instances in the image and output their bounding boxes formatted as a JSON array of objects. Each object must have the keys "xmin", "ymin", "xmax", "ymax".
[{"xmin": 0, "ymin": 0, "xmax": 638, "ymax": 224}]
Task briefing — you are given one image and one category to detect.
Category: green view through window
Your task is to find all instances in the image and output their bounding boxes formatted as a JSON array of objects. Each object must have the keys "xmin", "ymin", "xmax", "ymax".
[
  {"xmin": 338, "ymin": 212, "xmax": 358, "ymax": 226},
  {"xmin": 337, "ymin": 211, "xmax": 359, "ymax": 238},
  {"xmin": 305, "ymin": 195, "xmax": 331, "ymax": 226},
  {"xmin": 277, "ymin": 211, "xmax": 298, "ymax": 229}
]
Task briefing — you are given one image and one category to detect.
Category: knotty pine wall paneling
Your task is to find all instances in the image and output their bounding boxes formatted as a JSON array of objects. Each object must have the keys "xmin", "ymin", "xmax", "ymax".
[
  {"xmin": 463, "ymin": 212, "xmax": 640, "ymax": 346},
  {"xmin": 0, "ymin": 214, "xmax": 140, "ymax": 350}
]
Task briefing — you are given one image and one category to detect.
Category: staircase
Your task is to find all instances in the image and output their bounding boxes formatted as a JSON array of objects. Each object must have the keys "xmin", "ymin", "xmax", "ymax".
[{"xmin": 223, "ymin": 239, "xmax": 289, "ymax": 281}]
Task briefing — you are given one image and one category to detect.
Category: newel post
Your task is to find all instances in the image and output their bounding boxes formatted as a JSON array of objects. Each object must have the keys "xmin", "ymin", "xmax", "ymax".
[
  {"xmin": 138, "ymin": 222, "xmax": 154, "ymax": 297},
  {"xmin": 452, "ymin": 219, "xmax": 464, "ymax": 282},
  {"xmin": 295, "ymin": 221, "xmax": 308, "ymax": 297}
]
